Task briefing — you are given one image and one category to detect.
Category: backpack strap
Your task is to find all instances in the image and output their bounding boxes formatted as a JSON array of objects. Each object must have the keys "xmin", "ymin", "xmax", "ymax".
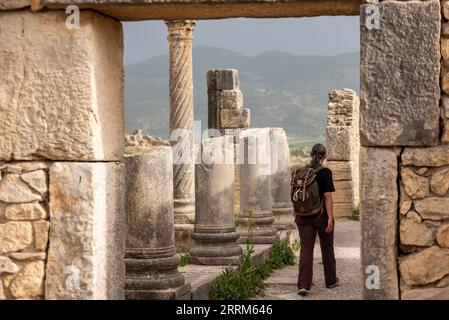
[{"xmin": 314, "ymin": 165, "xmax": 325, "ymax": 173}]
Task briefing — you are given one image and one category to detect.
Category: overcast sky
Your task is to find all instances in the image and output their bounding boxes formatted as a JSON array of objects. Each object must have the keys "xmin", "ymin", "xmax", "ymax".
[{"xmin": 123, "ymin": 16, "xmax": 360, "ymax": 65}]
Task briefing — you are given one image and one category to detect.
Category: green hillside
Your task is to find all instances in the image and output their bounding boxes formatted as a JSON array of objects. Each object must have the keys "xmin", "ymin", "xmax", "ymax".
[{"xmin": 125, "ymin": 46, "xmax": 359, "ymax": 142}]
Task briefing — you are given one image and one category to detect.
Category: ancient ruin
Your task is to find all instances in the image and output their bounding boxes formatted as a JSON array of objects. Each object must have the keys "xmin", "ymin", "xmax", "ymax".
[
  {"xmin": 1, "ymin": 0, "xmax": 449, "ymax": 300},
  {"xmin": 325, "ymin": 89, "xmax": 360, "ymax": 218},
  {"xmin": 189, "ymin": 136, "xmax": 243, "ymax": 265},
  {"xmin": 124, "ymin": 147, "xmax": 190, "ymax": 299}
]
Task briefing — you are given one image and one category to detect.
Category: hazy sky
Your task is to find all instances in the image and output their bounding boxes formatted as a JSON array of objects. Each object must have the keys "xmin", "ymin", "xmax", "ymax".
[{"xmin": 123, "ymin": 16, "xmax": 360, "ymax": 65}]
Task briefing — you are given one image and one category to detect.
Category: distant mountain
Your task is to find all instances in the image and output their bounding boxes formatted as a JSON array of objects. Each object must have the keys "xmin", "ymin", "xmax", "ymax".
[{"xmin": 125, "ymin": 46, "xmax": 359, "ymax": 139}]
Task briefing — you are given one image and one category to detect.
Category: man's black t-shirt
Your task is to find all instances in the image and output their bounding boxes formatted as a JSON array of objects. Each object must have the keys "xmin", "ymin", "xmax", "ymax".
[{"xmin": 296, "ymin": 166, "xmax": 335, "ymax": 225}]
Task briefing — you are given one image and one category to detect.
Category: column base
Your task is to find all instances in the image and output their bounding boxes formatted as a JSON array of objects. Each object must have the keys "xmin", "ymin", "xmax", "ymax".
[
  {"xmin": 125, "ymin": 282, "xmax": 191, "ymax": 300},
  {"xmin": 190, "ymin": 229, "xmax": 243, "ymax": 266},
  {"xmin": 174, "ymin": 199, "xmax": 195, "ymax": 224},
  {"xmin": 237, "ymin": 212, "xmax": 277, "ymax": 244},
  {"xmin": 272, "ymin": 202, "xmax": 295, "ymax": 230},
  {"xmin": 125, "ymin": 255, "xmax": 190, "ymax": 300}
]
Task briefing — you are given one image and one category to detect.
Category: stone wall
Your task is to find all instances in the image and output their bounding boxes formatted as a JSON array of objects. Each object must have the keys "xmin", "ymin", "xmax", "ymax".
[
  {"xmin": 0, "ymin": 10, "xmax": 126, "ymax": 300},
  {"xmin": 360, "ymin": 0, "xmax": 443, "ymax": 300},
  {"xmin": 0, "ymin": 162, "xmax": 49, "ymax": 299},
  {"xmin": 326, "ymin": 89, "xmax": 360, "ymax": 218}
]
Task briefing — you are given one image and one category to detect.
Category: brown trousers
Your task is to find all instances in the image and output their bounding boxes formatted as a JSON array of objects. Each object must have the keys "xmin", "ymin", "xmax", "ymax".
[{"xmin": 296, "ymin": 213, "xmax": 337, "ymax": 290}]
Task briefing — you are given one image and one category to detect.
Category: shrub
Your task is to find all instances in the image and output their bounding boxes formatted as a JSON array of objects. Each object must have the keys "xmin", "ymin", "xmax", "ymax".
[
  {"xmin": 179, "ymin": 254, "xmax": 190, "ymax": 267},
  {"xmin": 351, "ymin": 204, "xmax": 360, "ymax": 221},
  {"xmin": 210, "ymin": 230, "xmax": 297, "ymax": 300}
]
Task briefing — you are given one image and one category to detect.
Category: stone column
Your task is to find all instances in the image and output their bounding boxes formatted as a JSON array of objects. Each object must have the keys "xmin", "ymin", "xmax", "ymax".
[
  {"xmin": 237, "ymin": 128, "xmax": 277, "ymax": 244},
  {"xmin": 166, "ymin": 20, "xmax": 196, "ymax": 224},
  {"xmin": 190, "ymin": 136, "xmax": 243, "ymax": 265},
  {"xmin": 124, "ymin": 147, "xmax": 190, "ymax": 300},
  {"xmin": 326, "ymin": 89, "xmax": 360, "ymax": 217},
  {"xmin": 269, "ymin": 128, "xmax": 294, "ymax": 230}
]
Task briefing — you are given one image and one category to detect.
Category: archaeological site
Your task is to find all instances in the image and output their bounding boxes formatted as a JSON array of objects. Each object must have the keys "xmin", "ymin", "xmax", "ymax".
[{"xmin": 1, "ymin": 0, "xmax": 449, "ymax": 301}]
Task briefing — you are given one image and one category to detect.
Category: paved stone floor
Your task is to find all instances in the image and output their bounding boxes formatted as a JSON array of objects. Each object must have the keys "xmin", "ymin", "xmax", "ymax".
[{"xmin": 254, "ymin": 218, "xmax": 362, "ymax": 300}]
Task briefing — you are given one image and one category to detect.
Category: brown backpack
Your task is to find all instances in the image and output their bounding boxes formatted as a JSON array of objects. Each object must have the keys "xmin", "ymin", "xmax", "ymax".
[{"xmin": 290, "ymin": 165, "xmax": 324, "ymax": 216}]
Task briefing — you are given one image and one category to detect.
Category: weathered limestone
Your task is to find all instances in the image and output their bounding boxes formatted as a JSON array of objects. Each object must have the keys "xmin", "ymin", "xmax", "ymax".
[
  {"xmin": 9, "ymin": 260, "xmax": 44, "ymax": 299},
  {"xmin": 0, "ymin": 162, "xmax": 50, "ymax": 300},
  {"xmin": 0, "ymin": 11, "xmax": 124, "ymax": 161},
  {"xmin": 166, "ymin": 20, "xmax": 196, "ymax": 224},
  {"xmin": 40, "ymin": 0, "xmax": 362, "ymax": 20},
  {"xmin": 0, "ymin": 222, "xmax": 33, "ymax": 254},
  {"xmin": 207, "ymin": 69, "xmax": 250, "ymax": 131},
  {"xmin": 437, "ymin": 224, "xmax": 449, "ymax": 248},
  {"xmin": 46, "ymin": 162, "xmax": 125, "ymax": 300},
  {"xmin": 360, "ymin": 1, "xmax": 441, "ymax": 147},
  {"xmin": 237, "ymin": 129, "xmax": 276, "ymax": 244},
  {"xmin": 360, "ymin": 147, "xmax": 399, "ymax": 299},
  {"xmin": 190, "ymin": 137, "xmax": 243, "ymax": 265},
  {"xmin": 400, "ymin": 246, "xmax": 449, "ymax": 286},
  {"xmin": 402, "ymin": 145, "xmax": 449, "ymax": 167},
  {"xmin": 399, "ymin": 212, "xmax": 435, "ymax": 247},
  {"xmin": 124, "ymin": 147, "xmax": 190, "ymax": 299},
  {"xmin": 326, "ymin": 89, "xmax": 360, "ymax": 217},
  {"xmin": 269, "ymin": 128, "xmax": 294, "ymax": 230}
]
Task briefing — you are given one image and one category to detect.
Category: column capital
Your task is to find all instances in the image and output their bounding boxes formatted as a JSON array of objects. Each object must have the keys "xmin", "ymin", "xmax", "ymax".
[{"xmin": 165, "ymin": 20, "xmax": 196, "ymax": 39}]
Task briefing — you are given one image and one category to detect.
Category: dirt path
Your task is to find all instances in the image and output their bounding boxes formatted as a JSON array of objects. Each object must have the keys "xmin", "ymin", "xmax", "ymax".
[{"xmin": 254, "ymin": 219, "xmax": 362, "ymax": 300}]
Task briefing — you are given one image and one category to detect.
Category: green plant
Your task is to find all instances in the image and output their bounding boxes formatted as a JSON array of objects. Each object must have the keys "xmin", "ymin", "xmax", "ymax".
[
  {"xmin": 210, "ymin": 225, "xmax": 298, "ymax": 300},
  {"xmin": 179, "ymin": 254, "xmax": 190, "ymax": 267},
  {"xmin": 351, "ymin": 204, "xmax": 360, "ymax": 221},
  {"xmin": 187, "ymin": 218, "xmax": 195, "ymax": 224}
]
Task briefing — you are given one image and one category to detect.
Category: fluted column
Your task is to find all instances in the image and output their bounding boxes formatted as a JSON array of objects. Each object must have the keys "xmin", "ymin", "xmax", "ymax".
[{"xmin": 166, "ymin": 20, "xmax": 196, "ymax": 223}]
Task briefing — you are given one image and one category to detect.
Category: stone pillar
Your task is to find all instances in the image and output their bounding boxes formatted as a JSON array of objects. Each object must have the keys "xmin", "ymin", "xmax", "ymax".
[
  {"xmin": 190, "ymin": 136, "xmax": 243, "ymax": 265},
  {"xmin": 124, "ymin": 147, "xmax": 190, "ymax": 300},
  {"xmin": 207, "ymin": 69, "xmax": 250, "ymax": 132},
  {"xmin": 269, "ymin": 128, "xmax": 294, "ymax": 230},
  {"xmin": 325, "ymin": 89, "xmax": 360, "ymax": 217},
  {"xmin": 166, "ymin": 20, "xmax": 196, "ymax": 224},
  {"xmin": 46, "ymin": 162, "xmax": 126, "ymax": 300},
  {"xmin": 237, "ymin": 128, "xmax": 277, "ymax": 244}
]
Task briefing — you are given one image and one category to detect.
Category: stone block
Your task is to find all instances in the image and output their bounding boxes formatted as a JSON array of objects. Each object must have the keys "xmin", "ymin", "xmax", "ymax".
[
  {"xmin": 216, "ymin": 69, "xmax": 239, "ymax": 90},
  {"xmin": 9, "ymin": 261, "xmax": 44, "ymax": 299},
  {"xmin": 46, "ymin": 162, "xmax": 125, "ymax": 300},
  {"xmin": 437, "ymin": 224, "xmax": 449, "ymax": 248},
  {"xmin": 0, "ymin": 11, "xmax": 124, "ymax": 161},
  {"xmin": 400, "ymin": 213, "xmax": 435, "ymax": 247},
  {"xmin": 216, "ymin": 90, "xmax": 243, "ymax": 110},
  {"xmin": 207, "ymin": 69, "xmax": 217, "ymax": 90},
  {"xmin": 326, "ymin": 126, "xmax": 352, "ymax": 161},
  {"xmin": 220, "ymin": 108, "xmax": 250, "ymax": 129},
  {"xmin": 431, "ymin": 167, "xmax": 449, "ymax": 196},
  {"xmin": 402, "ymin": 145, "xmax": 449, "ymax": 167},
  {"xmin": 360, "ymin": 148, "xmax": 398, "ymax": 247},
  {"xmin": 401, "ymin": 168, "xmax": 430, "ymax": 200},
  {"xmin": 414, "ymin": 198, "xmax": 449, "ymax": 220},
  {"xmin": 400, "ymin": 246, "xmax": 449, "ymax": 286},
  {"xmin": 326, "ymin": 161, "xmax": 352, "ymax": 181},
  {"xmin": 5, "ymin": 203, "xmax": 47, "ymax": 221},
  {"xmin": 360, "ymin": 1, "xmax": 441, "ymax": 146},
  {"xmin": 333, "ymin": 202, "xmax": 354, "ymax": 217},
  {"xmin": 402, "ymin": 287, "xmax": 449, "ymax": 300},
  {"xmin": 0, "ymin": 221, "xmax": 33, "ymax": 254},
  {"xmin": 0, "ymin": 0, "xmax": 30, "ymax": 10},
  {"xmin": 361, "ymin": 245, "xmax": 399, "ymax": 300}
]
